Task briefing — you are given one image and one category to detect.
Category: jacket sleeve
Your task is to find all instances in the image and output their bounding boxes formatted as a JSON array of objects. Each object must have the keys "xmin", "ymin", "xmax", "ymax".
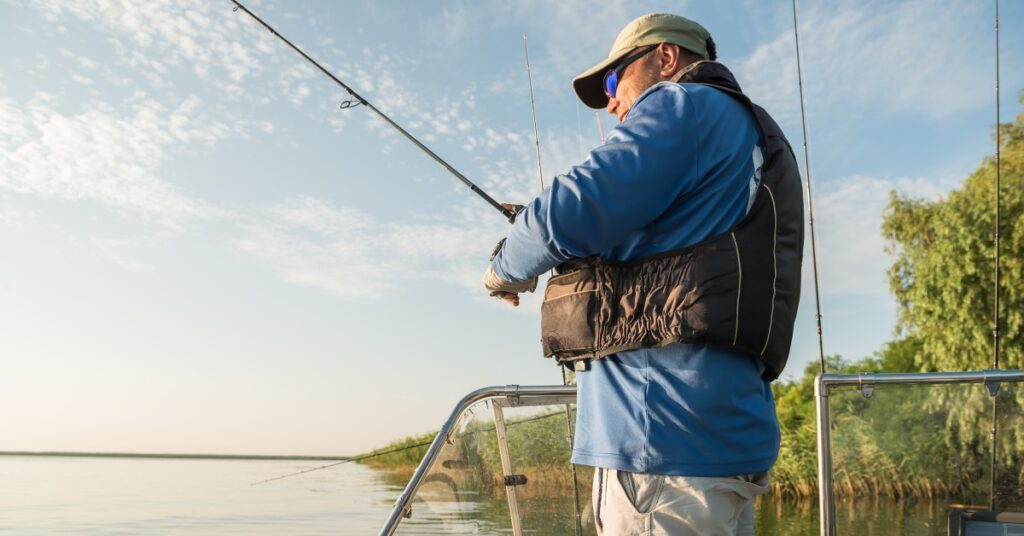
[{"xmin": 491, "ymin": 84, "xmax": 703, "ymax": 282}]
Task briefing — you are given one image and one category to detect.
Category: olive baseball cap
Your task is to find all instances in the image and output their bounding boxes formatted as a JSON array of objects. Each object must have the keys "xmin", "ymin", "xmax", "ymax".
[{"xmin": 573, "ymin": 13, "xmax": 711, "ymax": 109}]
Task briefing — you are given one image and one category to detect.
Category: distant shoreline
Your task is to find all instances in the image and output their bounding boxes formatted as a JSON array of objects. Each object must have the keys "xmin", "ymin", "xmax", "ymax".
[{"xmin": 0, "ymin": 451, "xmax": 349, "ymax": 461}]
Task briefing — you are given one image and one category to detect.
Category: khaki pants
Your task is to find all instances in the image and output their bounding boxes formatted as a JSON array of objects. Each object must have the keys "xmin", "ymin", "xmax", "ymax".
[{"xmin": 592, "ymin": 468, "xmax": 769, "ymax": 536}]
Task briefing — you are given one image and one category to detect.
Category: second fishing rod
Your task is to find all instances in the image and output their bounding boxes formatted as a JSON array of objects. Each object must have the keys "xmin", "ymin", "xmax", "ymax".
[{"xmin": 229, "ymin": 0, "xmax": 516, "ymax": 222}]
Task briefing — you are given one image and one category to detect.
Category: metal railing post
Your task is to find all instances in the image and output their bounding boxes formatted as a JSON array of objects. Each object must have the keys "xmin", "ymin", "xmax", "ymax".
[
  {"xmin": 815, "ymin": 374, "xmax": 835, "ymax": 536},
  {"xmin": 493, "ymin": 400, "xmax": 525, "ymax": 536},
  {"xmin": 385, "ymin": 371, "xmax": 1023, "ymax": 536}
]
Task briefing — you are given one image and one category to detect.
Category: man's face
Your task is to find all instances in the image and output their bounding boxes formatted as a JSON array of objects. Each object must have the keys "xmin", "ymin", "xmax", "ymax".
[{"xmin": 606, "ymin": 49, "xmax": 662, "ymax": 122}]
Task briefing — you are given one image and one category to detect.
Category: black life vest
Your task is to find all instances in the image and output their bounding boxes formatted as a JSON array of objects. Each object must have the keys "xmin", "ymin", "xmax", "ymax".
[{"xmin": 540, "ymin": 62, "xmax": 804, "ymax": 381}]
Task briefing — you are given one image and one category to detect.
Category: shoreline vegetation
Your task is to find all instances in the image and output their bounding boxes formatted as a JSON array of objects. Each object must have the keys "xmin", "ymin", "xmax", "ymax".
[
  {"xmin": 360, "ymin": 99, "xmax": 1024, "ymax": 506},
  {"xmin": 359, "ymin": 346, "xmax": 1023, "ymax": 503}
]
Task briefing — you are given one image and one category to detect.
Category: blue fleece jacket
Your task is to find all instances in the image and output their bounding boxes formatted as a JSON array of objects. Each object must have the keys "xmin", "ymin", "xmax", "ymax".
[{"xmin": 490, "ymin": 81, "xmax": 779, "ymax": 476}]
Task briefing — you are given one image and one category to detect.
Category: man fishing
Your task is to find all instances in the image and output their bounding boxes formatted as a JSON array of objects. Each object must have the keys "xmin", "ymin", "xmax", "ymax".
[{"xmin": 484, "ymin": 13, "xmax": 804, "ymax": 535}]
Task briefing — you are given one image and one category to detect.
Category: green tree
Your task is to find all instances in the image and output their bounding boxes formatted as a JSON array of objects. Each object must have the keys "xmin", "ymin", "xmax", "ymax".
[
  {"xmin": 883, "ymin": 95, "xmax": 1024, "ymax": 372},
  {"xmin": 883, "ymin": 95, "xmax": 1024, "ymax": 505}
]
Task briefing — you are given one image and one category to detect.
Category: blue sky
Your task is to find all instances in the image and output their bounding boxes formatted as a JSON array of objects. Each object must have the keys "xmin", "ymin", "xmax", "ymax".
[{"xmin": 1, "ymin": 0, "xmax": 1022, "ymax": 456}]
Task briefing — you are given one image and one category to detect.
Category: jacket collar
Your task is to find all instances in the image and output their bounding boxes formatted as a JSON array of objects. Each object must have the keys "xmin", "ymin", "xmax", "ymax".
[{"xmin": 671, "ymin": 61, "xmax": 744, "ymax": 94}]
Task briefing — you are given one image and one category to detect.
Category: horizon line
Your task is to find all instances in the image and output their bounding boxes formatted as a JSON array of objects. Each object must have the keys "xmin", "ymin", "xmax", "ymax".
[{"xmin": 0, "ymin": 450, "xmax": 350, "ymax": 461}]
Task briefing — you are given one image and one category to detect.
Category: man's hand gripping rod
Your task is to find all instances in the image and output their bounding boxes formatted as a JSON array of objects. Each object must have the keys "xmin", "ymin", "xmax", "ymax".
[{"xmin": 229, "ymin": 1, "xmax": 517, "ymax": 222}]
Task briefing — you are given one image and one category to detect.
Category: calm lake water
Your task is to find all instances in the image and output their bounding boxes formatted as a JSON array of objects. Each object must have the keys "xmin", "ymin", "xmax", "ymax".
[
  {"xmin": 0, "ymin": 456, "xmax": 396, "ymax": 535},
  {"xmin": 0, "ymin": 455, "xmax": 979, "ymax": 534}
]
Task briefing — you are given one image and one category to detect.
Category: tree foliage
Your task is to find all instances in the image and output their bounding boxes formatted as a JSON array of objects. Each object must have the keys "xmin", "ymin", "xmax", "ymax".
[
  {"xmin": 881, "ymin": 95, "xmax": 1024, "ymax": 506},
  {"xmin": 883, "ymin": 94, "xmax": 1024, "ymax": 372}
]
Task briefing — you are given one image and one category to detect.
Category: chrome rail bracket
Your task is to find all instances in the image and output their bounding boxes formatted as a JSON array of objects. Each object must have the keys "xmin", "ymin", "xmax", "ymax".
[
  {"xmin": 984, "ymin": 371, "xmax": 1001, "ymax": 397},
  {"xmin": 858, "ymin": 373, "xmax": 875, "ymax": 399},
  {"xmin": 505, "ymin": 384, "xmax": 522, "ymax": 407}
]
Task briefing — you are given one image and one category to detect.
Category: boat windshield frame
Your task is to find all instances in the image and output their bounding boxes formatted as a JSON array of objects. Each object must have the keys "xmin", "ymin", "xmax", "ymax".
[
  {"xmin": 378, "ymin": 384, "xmax": 576, "ymax": 536},
  {"xmin": 379, "ymin": 369, "xmax": 1024, "ymax": 536},
  {"xmin": 815, "ymin": 369, "xmax": 1024, "ymax": 535}
]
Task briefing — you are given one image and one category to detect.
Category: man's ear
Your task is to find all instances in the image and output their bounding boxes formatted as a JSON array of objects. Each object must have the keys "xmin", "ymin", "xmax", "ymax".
[{"xmin": 658, "ymin": 43, "xmax": 681, "ymax": 79}]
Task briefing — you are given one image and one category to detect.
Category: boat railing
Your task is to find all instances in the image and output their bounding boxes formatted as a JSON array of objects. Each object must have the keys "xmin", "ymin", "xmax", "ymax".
[
  {"xmin": 378, "ymin": 384, "xmax": 577, "ymax": 536},
  {"xmin": 380, "ymin": 369, "xmax": 1024, "ymax": 535},
  {"xmin": 815, "ymin": 369, "xmax": 1024, "ymax": 536}
]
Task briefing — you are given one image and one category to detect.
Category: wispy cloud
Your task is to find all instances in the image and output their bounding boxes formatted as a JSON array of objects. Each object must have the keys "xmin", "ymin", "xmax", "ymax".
[
  {"xmin": 21, "ymin": 0, "xmax": 349, "ymax": 110},
  {"xmin": 8, "ymin": 0, "xmax": 992, "ymax": 304},
  {"xmin": 27, "ymin": 0, "xmax": 276, "ymax": 91},
  {"xmin": 423, "ymin": 0, "xmax": 670, "ymax": 99},
  {"xmin": 353, "ymin": 54, "xmax": 482, "ymax": 149},
  {"xmin": 735, "ymin": 0, "xmax": 991, "ymax": 126},
  {"xmin": 0, "ymin": 199, "xmax": 35, "ymax": 232},
  {"xmin": 810, "ymin": 173, "xmax": 959, "ymax": 299},
  {"xmin": 8, "ymin": 0, "xmax": 501, "ymax": 274},
  {"xmin": 235, "ymin": 120, "xmax": 593, "ymax": 301},
  {"xmin": 507, "ymin": 0, "xmax": 651, "ymax": 86},
  {"xmin": 89, "ymin": 237, "xmax": 156, "ymax": 273},
  {"xmin": 237, "ymin": 196, "xmax": 498, "ymax": 299},
  {"xmin": 420, "ymin": 6, "xmax": 482, "ymax": 48},
  {"xmin": 0, "ymin": 93, "xmax": 226, "ymax": 229},
  {"xmin": 240, "ymin": 168, "xmax": 965, "ymax": 304},
  {"xmin": 233, "ymin": 108, "xmax": 589, "ymax": 301},
  {"xmin": 237, "ymin": 197, "xmax": 392, "ymax": 299}
]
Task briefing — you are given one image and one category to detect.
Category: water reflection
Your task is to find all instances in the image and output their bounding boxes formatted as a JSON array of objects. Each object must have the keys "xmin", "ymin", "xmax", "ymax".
[
  {"xmin": 2, "ymin": 452, "xmax": 1017, "ymax": 535},
  {"xmin": 0, "ymin": 455, "xmax": 401, "ymax": 535},
  {"xmin": 375, "ymin": 460, "xmax": 994, "ymax": 536}
]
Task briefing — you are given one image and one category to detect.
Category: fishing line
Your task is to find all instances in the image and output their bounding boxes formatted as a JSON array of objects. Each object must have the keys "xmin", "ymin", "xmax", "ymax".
[
  {"xmin": 228, "ymin": 1, "xmax": 515, "ymax": 221},
  {"xmin": 523, "ymin": 35, "xmax": 583, "ymax": 536},
  {"xmin": 250, "ymin": 410, "xmax": 574, "ymax": 485},
  {"xmin": 989, "ymin": 0, "xmax": 1001, "ymax": 512},
  {"xmin": 250, "ymin": 443, "xmax": 429, "ymax": 486},
  {"xmin": 991, "ymin": 0, "xmax": 1002, "ymax": 372},
  {"xmin": 790, "ymin": 0, "xmax": 827, "ymax": 374}
]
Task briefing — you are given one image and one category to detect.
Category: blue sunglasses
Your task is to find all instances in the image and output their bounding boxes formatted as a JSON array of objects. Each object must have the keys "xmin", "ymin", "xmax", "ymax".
[{"xmin": 603, "ymin": 45, "xmax": 658, "ymax": 99}]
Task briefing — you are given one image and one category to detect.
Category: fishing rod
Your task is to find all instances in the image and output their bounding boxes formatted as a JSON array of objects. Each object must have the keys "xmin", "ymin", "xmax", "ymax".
[
  {"xmin": 791, "ymin": 0, "xmax": 827, "ymax": 374},
  {"xmin": 228, "ymin": 1, "xmax": 516, "ymax": 222},
  {"xmin": 523, "ymin": 35, "xmax": 583, "ymax": 536}
]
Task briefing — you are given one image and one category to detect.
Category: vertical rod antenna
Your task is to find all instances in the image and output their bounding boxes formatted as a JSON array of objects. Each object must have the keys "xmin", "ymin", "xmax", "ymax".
[
  {"xmin": 791, "ymin": 0, "xmax": 827, "ymax": 373},
  {"xmin": 989, "ymin": 0, "xmax": 1001, "ymax": 513},
  {"xmin": 523, "ymin": 35, "xmax": 582, "ymax": 536},
  {"xmin": 992, "ymin": 0, "xmax": 1001, "ymax": 371},
  {"xmin": 524, "ymin": 36, "xmax": 546, "ymax": 192}
]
